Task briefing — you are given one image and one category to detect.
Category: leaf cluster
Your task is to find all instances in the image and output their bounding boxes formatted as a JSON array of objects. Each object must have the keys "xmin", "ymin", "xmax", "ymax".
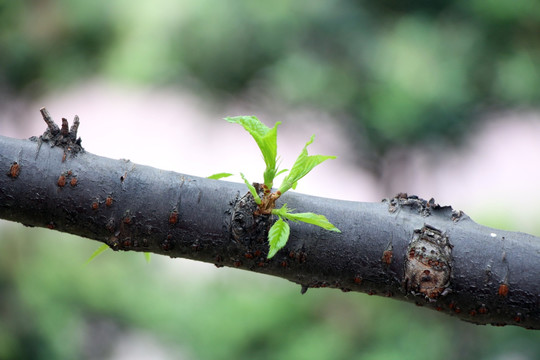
[{"xmin": 226, "ymin": 116, "xmax": 340, "ymax": 258}]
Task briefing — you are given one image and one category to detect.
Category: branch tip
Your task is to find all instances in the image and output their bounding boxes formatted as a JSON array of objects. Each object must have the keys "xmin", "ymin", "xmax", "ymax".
[
  {"xmin": 69, "ymin": 115, "xmax": 80, "ymax": 140},
  {"xmin": 40, "ymin": 107, "xmax": 59, "ymax": 135},
  {"xmin": 61, "ymin": 118, "xmax": 69, "ymax": 136}
]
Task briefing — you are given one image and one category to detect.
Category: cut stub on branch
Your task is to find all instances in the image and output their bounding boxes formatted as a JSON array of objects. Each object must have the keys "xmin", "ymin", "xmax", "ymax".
[
  {"xmin": 30, "ymin": 108, "xmax": 84, "ymax": 160},
  {"xmin": 404, "ymin": 225, "xmax": 452, "ymax": 300}
]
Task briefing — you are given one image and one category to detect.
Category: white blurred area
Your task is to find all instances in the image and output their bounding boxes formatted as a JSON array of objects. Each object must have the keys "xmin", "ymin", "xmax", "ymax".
[{"xmin": 3, "ymin": 79, "xmax": 540, "ymax": 235}]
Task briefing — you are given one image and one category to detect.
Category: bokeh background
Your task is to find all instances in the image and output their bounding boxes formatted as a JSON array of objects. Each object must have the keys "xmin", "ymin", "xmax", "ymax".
[{"xmin": 1, "ymin": 1, "xmax": 540, "ymax": 359}]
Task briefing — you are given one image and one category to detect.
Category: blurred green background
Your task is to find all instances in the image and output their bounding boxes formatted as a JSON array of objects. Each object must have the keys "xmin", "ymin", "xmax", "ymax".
[{"xmin": 1, "ymin": 0, "xmax": 540, "ymax": 359}]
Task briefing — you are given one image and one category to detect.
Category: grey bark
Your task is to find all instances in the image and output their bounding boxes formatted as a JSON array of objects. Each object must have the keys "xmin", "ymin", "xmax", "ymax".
[{"xmin": 0, "ymin": 118, "xmax": 539, "ymax": 329}]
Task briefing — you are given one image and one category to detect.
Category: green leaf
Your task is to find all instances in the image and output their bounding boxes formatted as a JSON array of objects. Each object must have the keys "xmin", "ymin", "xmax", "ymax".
[
  {"xmin": 279, "ymin": 135, "xmax": 336, "ymax": 194},
  {"xmin": 271, "ymin": 203, "xmax": 291, "ymax": 217},
  {"xmin": 272, "ymin": 204, "xmax": 340, "ymax": 232},
  {"xmin": 144, "ymin": 252, "xmax": 151, "ymax": 263},
  {"xmin": 267, "ymin": 217, "xmax": 290, "ymax": 259},
  {"xmin": 240, "ymin": 173, "xmax": 261, "ymax": 204},
  {"xmin": 85, "ymin": 243, "xmax": 110, "ymax": 265},
  {"xmin": 207, "ymin": 172, "xmax": 233, "ymax": 180},
  {"xmin": 226, "ymin": 116, "xmax": 281, "ymax": 188},
  {"xmin": 281, "ymin": 211, "xmax": 341, "ymax": 232}
]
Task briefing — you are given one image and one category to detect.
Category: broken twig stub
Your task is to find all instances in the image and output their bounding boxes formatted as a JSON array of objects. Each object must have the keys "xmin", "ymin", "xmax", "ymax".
[{"xmin": 30, "ymin": 107, "xmax": 84, "ymax": 160}]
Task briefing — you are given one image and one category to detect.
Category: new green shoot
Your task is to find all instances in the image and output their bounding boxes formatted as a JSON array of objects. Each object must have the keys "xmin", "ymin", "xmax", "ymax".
[
  {"xmin": 227, "ymin": 115, "xmax": 340, "ymax": 258},
  {"xmin": 225, "ymin": 116, "xmax": 281, "ymax": 189}
]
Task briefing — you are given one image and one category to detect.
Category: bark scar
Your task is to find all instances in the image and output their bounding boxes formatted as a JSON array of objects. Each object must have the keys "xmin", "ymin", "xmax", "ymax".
[
  {"xmin": 230, "ymin": 185, "xmax": 270, "ymax": 247},
  {"xmin": 404, "ymin": 225, "xmax": 452, "ymax": 301}
]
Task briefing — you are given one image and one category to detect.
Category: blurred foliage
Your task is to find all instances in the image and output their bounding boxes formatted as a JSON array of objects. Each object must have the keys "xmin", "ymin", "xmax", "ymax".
[
  {"xmin": 1, "ymin": 223, "xmax": 539, "ymax": 360},
  {"xmin": 1, "ymin": 0, "xmax": 539, "ymax": 158}
]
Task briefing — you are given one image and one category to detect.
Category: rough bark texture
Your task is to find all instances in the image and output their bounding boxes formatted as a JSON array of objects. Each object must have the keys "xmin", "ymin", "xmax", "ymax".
[{"xmin": 1, "ymin": 121, "xmax": 539, "ymax": 329}]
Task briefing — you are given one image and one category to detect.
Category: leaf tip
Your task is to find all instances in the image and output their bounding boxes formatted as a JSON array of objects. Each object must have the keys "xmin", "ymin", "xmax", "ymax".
[
  {"xmin": 207, "ymin": 172, "xmax": 233, "ymax": 180},
  {"xmin": 84, "ymin": 243, "xmax": 110, "ymax": 265}
]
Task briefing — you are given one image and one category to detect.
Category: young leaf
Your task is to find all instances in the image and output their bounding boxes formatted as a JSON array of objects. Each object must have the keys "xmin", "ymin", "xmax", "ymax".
[
  {"xmin": 272, "ymin": 204, "xmax": 340, "ymax": 232},
  {"xmin": 85, "ymin": 243, "xmax": 109, "ymax": 265},
  {"xmin": 240, "ymin": 173, "xmax": 262, "ymax": 204},
  {"xmin": 281, "ymin": 211, "xmax": 341, "ymax": 232},
  {"xmin": 144, "ymin": 252, "xmax": 151, "ymax": 263},
  {"xmin": 267, "ymin": 217, "xmax": 290, "ymax": 259},
  {"xmin": 279, "ymin": 135, "xmax": 336, "ymax": 194},
  {"xmin": 226, "ymin": 116, "xmax": 281, "ymax": 188},
  {"xmin": 207, "ymin": 172, "xmax": 233, "ymax": 180},
  {"xmin": 271, "ymin": 203, "xmax": 291, "ymax": 217}
]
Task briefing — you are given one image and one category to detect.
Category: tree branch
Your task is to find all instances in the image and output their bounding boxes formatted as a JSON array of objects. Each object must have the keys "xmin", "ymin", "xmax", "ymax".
[{"xmin": 1, "ymin": 111, "xmax": 539, "ymax": 329}]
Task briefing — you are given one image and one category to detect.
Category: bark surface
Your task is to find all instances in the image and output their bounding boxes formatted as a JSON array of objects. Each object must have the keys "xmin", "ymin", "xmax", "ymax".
[{"xmin": 1, "ymin": 125, "xmax": 539, "ymax": 329}]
